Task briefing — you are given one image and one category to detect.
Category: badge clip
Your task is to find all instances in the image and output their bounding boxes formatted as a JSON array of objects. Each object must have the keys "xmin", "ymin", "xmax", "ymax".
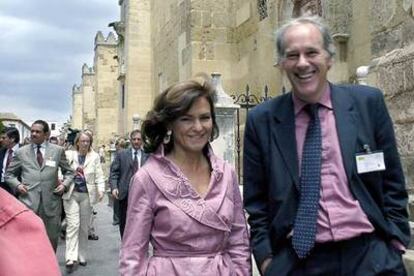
[{"xmin": 363, "ymin": 144, "xmax": 372, "ymax": 154}]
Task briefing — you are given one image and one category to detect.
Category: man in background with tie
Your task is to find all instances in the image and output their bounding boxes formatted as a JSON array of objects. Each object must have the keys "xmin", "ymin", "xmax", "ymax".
[
  {"xmin": 5, "ymin": 120, "xmax": 74, "ymax": 251},
  {"xmin": 243, "ymin": 16, "xmax": 410, "ymax": 275},
  {"xmin": 0, "ymin": 127, "xmax": 20, "ymax": 195},
  {"xmin": 110, "ymin": 129, "xmax": 148, "ymax": 237}
]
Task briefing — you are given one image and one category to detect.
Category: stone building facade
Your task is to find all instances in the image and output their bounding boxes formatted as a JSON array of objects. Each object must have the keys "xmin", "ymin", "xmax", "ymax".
[
  {"xmin": 71, "ymin": 32, "xmax": 119, "ymax": 146},
  {"xmin": 71, "ymin": 85, "xmax": 82, "ymax": 130},
  {"xmin": 72, "ymin": 0, "xmax": 414, "ymax": 191},
  {"xmin": 93, "ymin": 32, "xmax": 119, "ymax": 147}
]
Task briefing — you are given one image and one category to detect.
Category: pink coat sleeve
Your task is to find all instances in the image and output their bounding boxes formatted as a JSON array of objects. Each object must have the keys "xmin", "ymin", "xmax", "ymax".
[
  {"xmin": 225, "ymin": 168, "xmax": 252, "ymax": 275},
  {"xmin": 0, "ymin": 190, "xmax": 61, "ymax": 276},
  {"xmin": 119, "ymin": 172, "xmax": 153, "ymax": 275}
]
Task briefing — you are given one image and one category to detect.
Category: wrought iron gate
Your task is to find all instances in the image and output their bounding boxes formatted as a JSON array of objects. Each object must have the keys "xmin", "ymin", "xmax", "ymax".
[{"xmin": 231, "ymin": 85, "xmax": 274, "ymax": 183}]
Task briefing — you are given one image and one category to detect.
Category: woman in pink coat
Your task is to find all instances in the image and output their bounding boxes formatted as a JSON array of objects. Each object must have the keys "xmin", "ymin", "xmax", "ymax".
[
  {"xmin": 120, "ymin": 77, "xmax": 251, "ymax": 275},
  {"xmin": 0, "ymin": 188, "xmax": 61, "ymax": 276}
]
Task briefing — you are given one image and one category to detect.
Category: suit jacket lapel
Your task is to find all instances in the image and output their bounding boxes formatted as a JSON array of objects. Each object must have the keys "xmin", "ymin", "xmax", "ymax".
[
  {"xmin": 83, "ymin": 151, "xmax": 93, "ymax": 168},
  {"xmin": 331, "ymin": 84, "xmax": 358, "ymax": 181},
  {"xmin": 125, "ymin": 149, "xmax": 133, "ymax": 170},
  {"xmin": 29, "ymin": 144, "xmax": 42, "ymax": 169},
  {"xmin": 271, "ymin": 95, "xmax": 300, "ymax": 188}
]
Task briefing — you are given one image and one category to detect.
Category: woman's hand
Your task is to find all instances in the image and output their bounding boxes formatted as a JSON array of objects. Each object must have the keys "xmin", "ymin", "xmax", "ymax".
[{"xmin": 98, "ymin": 191, "xmax": 104, "ymax": 202}]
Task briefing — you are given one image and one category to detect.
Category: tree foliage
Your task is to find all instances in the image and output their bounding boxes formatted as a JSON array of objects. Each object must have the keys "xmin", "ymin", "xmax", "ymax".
[{"xmin": 0, "ymin": 120, "xmax": 5, "ymax": 134}]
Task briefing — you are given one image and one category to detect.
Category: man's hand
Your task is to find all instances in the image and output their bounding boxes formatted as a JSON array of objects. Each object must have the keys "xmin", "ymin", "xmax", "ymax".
[
  {"xmin": 53, "ymin": 184, "xmax": 65, "ymax": 195},
  {"xmin": 112, "ymin": 188, "xmax": 119, "ymax": 200},
  {"xmin": 17, "ymin": 184, "xmax": 28, "ymax": 195},
  {"xmin": 98, "ymin": 191, "xmax": 104, "ymax": 202}
]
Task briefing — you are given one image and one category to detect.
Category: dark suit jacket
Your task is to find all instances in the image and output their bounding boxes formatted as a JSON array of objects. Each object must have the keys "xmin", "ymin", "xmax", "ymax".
[
  {"xmin": 110, "ymin": 148, "xmax": 148, "ymax": 201},
  {"xmin": 243, "ymin": 83, "xmax": 410, "ymax": 267},
  {"xmin": 0, "ymin": 146, "xmax": 20, "ymax": 194},
  {"xmin": 0, "ymin": 148, "xmax": 9, "ymax": 193}
]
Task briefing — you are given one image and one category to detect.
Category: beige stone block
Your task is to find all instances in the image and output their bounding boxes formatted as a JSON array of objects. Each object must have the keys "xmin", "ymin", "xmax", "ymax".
[
  {"xmin": 206, "ymin": 43, "xmax": 215, "ymax": 60},
  {"xmin": 209, "ymin": 0, "xmax": 231, "ymax": 13},
  {"xmin": 214, "ymin": 43, "xmax": 235, "ymax": 61},
  {"xmin": 190, "ymin": 0, "xmax": 205, "ymax": 10},
  {"xmin": 236, "ymin": 2, "xmax": 251, "ymax": 27},
  {"xmin": 192, "ymin": 27, "xmax": 204, "ymax": 42},
  {"xmin": 215, "ymin": 28, "xmax": 229, "ymax": 43},
  {"xmin": 202, "ymin": 11, "xmax": 211, "ymax": 27},
  {"xmin": 191, "ymin": 10, "xmax": 202, "ymax": 27},
  {"xmin": 212, "ymin": 12, "xmax": 229, "ymax": 28}
]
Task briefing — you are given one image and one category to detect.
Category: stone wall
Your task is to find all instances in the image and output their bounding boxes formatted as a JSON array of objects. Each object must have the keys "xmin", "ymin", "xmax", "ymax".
[
  {"xmin": 94, "ymin": 32, "xmax": 119, "ymax": 147},
  {"xmin": 81, "ymin": 64, "xmax": 96, "ymax": 133},
  {"xmin": 369, "ymin": 47, "xmax": 414, "ymax": 193},
  {"xmin": 71, "ymin": 85, "xmax": 83, "ymax": 130},
  {"xmin": 152, "ymin": 0, "xmax": 183, "ymax": 92},
  {"xmin": 121, "ymin": 0, "xmax": 153, "ymax": 135},
  {"xmin": 75, "ymin": 0, "xmax": 414, "ymax": 190}
]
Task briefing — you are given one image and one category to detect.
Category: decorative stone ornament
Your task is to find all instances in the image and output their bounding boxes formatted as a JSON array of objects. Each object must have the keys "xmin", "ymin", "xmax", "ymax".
[{"xmin": 402, "ymin": 0, "xmax": 414, "ymax": 16}]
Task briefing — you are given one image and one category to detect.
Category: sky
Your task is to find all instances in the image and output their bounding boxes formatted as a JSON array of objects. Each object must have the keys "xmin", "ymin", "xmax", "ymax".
[{"xmin": 0, "ymin": 0, "xmax": 119, "ymax": 125}]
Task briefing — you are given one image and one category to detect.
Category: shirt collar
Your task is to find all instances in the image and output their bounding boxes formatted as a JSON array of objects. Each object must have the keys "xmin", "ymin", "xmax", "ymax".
[
  {"xmin": 11, "ymin": 144, "xmax": 19, "ymax": 152},
  {"xmin": 131, "ymin": 147, "xmax": 141, "ymax": 154},
  {"xmin": 292, "ymin": 84, "xmax": 333, "ymax": 116},
  {"xmin": 33, "ymin": 142, "xmax": 46, "ymax": 150}
]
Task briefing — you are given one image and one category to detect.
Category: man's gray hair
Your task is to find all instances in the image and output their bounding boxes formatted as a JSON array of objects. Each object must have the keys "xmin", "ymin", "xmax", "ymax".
[{"xmin": 275, "ymin": 16, "xmax": 336, "ymax": 64}]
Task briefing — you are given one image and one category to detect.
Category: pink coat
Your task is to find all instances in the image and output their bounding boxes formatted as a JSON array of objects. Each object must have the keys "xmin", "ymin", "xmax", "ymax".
[
  {"xmin": 0, "ymin": 189, "xmax": 61, "ymax": 276},
  {"xmin": 120, "ymin": 146, "xmax": 251, "ymax": 275}
]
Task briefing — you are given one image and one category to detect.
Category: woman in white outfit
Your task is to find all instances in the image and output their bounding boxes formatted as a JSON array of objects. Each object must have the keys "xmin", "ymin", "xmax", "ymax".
[{"xmin": 63, "ymin": 131, "xmax": 105, "ymax": 272}]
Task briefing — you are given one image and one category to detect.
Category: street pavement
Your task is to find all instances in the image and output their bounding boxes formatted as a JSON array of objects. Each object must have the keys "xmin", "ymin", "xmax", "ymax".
[{"xmin": 57, "ymin": 196, "xmax": 121, "ymax": 276}]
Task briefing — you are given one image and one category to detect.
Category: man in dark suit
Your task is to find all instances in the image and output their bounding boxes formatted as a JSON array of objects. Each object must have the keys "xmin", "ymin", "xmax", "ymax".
[
  {"xmin": 110, "ymin": 129, "xmax": 148, "ymax": 237},
  {"xmin": 0, "ymin": 127, "xmax": 20, "ymax": 195},
  {"xmin": 5, "ymin": 120, "xmax": 74, "ymax": 251},
  {"xmin": 243, "ymin": 16, "xmax": 410, "ymax": 275}
]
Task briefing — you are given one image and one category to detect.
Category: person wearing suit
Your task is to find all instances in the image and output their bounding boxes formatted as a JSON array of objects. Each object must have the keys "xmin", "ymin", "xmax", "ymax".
[
  {"xmin": 243, "ymin": 16, "xmax": 410, "ymax": 275},
  {"xmin": 0, "ymin": 127, "xmax": 20, "ymax": 195},
  {"xmin": 5, "ymin": 120, "xmax": 74, "ymax": 251},
  {"xmin": 63, "ymin": 130, "xmax": 105, "ymax": 272},
  {"xmin": 110, "ymin": 129, "xmax": 148, "ymax": 238}
]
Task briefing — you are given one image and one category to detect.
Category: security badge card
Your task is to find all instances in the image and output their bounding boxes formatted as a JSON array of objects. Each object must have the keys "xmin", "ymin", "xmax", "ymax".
[
  {"xmin": 355, "ymin": 146, "xmax": 385, "ymax": 174},
  {"xmin": 45, "ymin": 159, "xmax": 56, "ymax": 167}
]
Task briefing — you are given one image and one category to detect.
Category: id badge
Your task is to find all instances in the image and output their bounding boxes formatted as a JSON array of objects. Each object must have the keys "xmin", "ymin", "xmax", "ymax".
[
  {"xmin": 355, "ymin": 151, "xmax": 385, "ymax": 174},
  {"xmin": 45, "ymin": 160, "xmax": 57, "ymax": 167}
]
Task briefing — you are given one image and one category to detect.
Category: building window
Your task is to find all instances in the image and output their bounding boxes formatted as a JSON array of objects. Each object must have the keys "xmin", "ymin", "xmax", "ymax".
[
  {"xmin": 51, "ymin": 123, "xmax": 56, "ymax": 130},
  {"xmin": 258, "ymin": 0, "xmax": 268, "ymax": 20}
]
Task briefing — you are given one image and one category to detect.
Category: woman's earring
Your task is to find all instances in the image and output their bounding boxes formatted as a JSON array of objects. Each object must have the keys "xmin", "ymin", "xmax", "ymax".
[{"xmin": 163, "ymin": 130, "xmax": 172, "ymax": 144}]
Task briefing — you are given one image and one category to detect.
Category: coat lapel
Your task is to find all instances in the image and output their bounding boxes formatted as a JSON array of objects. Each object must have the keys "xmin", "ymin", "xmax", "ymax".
[
  {"xmin": 331, "ymin": 84, "xmax": 358, "ymax": 181},
  {"xmin": 30, "ymin": 144, "xmax": 44, "ymax": 169},
  {"xmin": 125, "ymin": 149, "xmax": 134, "ymax": 171},
  {"xmin": 271, "ymin": 95, "xmax": 300, "ymax": 188},
  {"xmin": 148, "ymin": 150, "xmax": 231, "ymax": 232},
  {"xmin": 83, "ymin": 151, "xmax": 93, "ymax": 168}
]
